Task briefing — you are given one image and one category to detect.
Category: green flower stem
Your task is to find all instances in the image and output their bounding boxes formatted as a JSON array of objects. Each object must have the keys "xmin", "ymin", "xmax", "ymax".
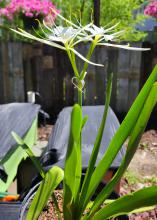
[
  {"xmin": 78, "ymin": 89, "xmax": 82, "ymax": 106},
  {"xmin": 65, "ymin": 44, "xmax": 79, "ymax": 78},
  {"xmin": 79, "ymin": 38, "xmax": 99, "ymax": 80}
]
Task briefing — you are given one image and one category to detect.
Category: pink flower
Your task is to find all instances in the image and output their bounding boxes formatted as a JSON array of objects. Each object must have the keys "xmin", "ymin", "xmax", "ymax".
[
  {"xmin": 144, "ymin": 1, "xmax": 157, "ymax": 19},
  {"xmin": 0, "ymin": 0, "xmax": 59, "ymax": 20}
]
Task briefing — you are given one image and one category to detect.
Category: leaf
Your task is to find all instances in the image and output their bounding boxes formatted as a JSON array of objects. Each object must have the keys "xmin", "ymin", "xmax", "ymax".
[
  {"xmin": 130, "ymin": 206, "xmax": 156, "ymax": 214},
  {"xmin": 26, "ymin": 166, "xmax": 64, "ymax": 220},
  {"xmin": 82, "ymin": 115, "xmax": 88, "ymax": 129},
  {"xmin": 63, "ymin": 104, "xmax": 83, "ymax": 220},
  {"xmin": 80, "ymin": 65, "xmax": 157, "ymax": 211},
  {"xmin": 92, "ymin": 186, "xmax": 157, "ymax": 220},
  {"xmin": 88, "ymin": 82, "xmax": 157, "ymax": 217}
]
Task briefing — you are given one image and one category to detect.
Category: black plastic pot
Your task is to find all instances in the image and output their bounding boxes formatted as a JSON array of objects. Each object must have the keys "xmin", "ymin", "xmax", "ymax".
[
  {"xmin": 0, "ymin": 201, "xmax": 21, "ymax": 220},
  {"xmin": 19, "ymin": 182, "xmax": 41, "ymax": 220}
]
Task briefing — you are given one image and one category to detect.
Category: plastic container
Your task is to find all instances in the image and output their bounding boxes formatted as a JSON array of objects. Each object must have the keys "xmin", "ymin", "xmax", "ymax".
[{"xmin": 0, "ymin": 202, "xmax": 21, "ymax": 220}]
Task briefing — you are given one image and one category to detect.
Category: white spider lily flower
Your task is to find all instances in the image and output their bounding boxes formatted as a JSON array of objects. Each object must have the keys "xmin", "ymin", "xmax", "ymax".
[
  {"xmin": 48, "ymin": 26, "xmax": 81, "ymax": 44},
  {"xmin": 11, "ymin": 8, "xmax": 150, "ymax": 70},
  {"xmin": 10, "ymin": 26, "xmax": 103, "ymax": 67}
]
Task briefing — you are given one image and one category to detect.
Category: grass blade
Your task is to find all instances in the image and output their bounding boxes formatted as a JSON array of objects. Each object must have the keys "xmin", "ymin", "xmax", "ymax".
[{"xmin": 26, "ymin": 166, "xmax": 64, "ymax": 220}]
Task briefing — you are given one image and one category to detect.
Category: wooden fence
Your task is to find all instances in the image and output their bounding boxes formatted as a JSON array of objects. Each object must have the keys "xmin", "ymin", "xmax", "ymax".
[{"xmin": 0, "ymin": 41, "xmax": 148, "ymax": 120}]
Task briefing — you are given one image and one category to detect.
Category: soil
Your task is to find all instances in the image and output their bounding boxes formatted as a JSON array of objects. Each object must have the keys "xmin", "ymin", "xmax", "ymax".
[
  {"xmin": 38, "ymin": 190, "xmax": 63, "ymax": 220},
  {"xmin": 37, "ymin": 126, "xmax": 157, "ymax": 220}
]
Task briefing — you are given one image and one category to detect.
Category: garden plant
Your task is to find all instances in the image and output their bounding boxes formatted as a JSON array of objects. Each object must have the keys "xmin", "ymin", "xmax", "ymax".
[{"xmin": 12, "ymin": 8, "xmax": 157, "ymax": 220}]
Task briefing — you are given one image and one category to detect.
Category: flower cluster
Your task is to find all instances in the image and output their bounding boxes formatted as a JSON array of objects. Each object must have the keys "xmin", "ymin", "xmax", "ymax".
[
  {"xmin": 144, "ymin": 1, "xmax": 157, "ymax": 19},
  {"xmin": 0, "ymin": 0, "xmax": 58, "ymax": 20}
]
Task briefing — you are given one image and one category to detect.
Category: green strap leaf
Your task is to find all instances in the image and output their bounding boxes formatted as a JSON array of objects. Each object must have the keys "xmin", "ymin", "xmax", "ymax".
[
  {"xmin": 80, "ymin": 64, "xmax": 157, "ymax": 211},
  {"xmin": 26, "ymin": 166, "xmax": 64, "ymax": 220},
  {"xmin": 92, "ymin": 186, "xmax": 157, "ymax": 220},
  {"xmin": 63, "ymin": 104, "xmax": 82, "ymax": 220},
  {"xmin": 88, "ymin": 82, "xmax": 157, "ymax": 217}
]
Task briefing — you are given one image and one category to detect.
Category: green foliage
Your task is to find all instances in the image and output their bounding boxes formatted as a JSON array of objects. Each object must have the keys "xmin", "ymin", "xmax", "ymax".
[
  {"xmin": 53, "ymin": 0, "xmax": 147, "ymax": 41},
  {"xmin": 124, "ymin": 170, "xmax": 140, "ymax": 185},
  {"xmin": 11, "ymin": 11, "xmax": 157, "ymax": 219},
  {"xmin": 92, "ymin": 186, "xmax": 157, "ymax": 220},
  {"xmin": 100, "ymin": 0, "xmax": 147, "ymax": 41},
  {"xmin": 26, "ymin": 166, "xmax": 64, "ymax": 220},
  {"xmin": 53, "ymin": 0, "xmax": 93, "ymax": 25},
  {"xmin": 13, "ymin": 64, "xmax": 157, "ymax": 220}
]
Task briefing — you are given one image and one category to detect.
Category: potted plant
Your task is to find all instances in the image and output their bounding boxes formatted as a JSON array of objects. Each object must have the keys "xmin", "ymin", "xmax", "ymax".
[{"xmin": 11, "ymin": 9, "xmax": 157, "ymax": 220}]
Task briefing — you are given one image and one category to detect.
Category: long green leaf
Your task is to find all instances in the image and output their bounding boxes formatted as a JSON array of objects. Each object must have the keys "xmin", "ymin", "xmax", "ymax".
[
  {"xmin": 80, "ymin": 64, "xmax": 157, "ymax": 211},
  {"xmin": 88, "ymin": 82, "xmax": 157, "ymax": 217},
  {"xmin": 92, "ymin": 186, "xmax": 157, "ymax": 220},
  {"xmin": 78, "ymin": 73, "xmax": 113, "ymax": 217},
  {"xmin": 63, "ymin": 104, "xmax": 82, "ymax": 220},
  {"xmin": 26, "ymin": 166, "xmax": 64, "ymax": 220}
]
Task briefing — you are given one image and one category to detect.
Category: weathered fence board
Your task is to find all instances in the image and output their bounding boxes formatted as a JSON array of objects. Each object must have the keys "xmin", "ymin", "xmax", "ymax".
[{"xmin": 0, "ymin": 42, "xmax": 144, "ymax": 120}]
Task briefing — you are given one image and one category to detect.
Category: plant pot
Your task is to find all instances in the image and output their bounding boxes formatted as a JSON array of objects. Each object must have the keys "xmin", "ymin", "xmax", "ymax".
[{"xmin": 0, "ymin": 201, "xmax": 22, "ymax": 220}]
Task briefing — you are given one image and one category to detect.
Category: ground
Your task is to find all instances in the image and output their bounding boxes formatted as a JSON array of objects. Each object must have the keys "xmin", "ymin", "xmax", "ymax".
[
  {"xmin": 38, "ymin": 126, "xmax": 157, "ymax": 220},
  {"xmin": 121, "ymin": 130, "xmax": 157, "ymax": 220}
]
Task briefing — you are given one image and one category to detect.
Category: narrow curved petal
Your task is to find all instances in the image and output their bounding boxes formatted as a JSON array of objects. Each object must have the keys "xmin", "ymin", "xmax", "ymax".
[{"xmin": 98, "ymin": 42, "xmax": 150, "ymax": 51}]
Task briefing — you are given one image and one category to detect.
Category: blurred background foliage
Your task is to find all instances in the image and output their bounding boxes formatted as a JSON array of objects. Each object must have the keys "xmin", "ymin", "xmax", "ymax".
[
  {"xmin": 0, "ymin": 0, "xmax": 150, "ymax": 41},
  {"xmin": 53, "ymin": 0, "xmax": 149, "ymax": 41}
]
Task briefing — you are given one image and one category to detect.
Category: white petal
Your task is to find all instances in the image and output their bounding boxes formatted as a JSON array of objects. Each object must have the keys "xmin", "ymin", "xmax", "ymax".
[
  {"xmin": 10, "ymin": 28, "xmax": 66, "ymax": 50},
  {"xmin": 98, "ymin": 42, "xmax": 150, "ymax": 51},
  {"xmin": 70, "ymin": 48, "xmax": 104, "ymax": 67}
]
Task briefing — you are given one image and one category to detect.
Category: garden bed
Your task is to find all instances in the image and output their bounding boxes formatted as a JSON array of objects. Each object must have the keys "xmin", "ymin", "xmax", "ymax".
[{"xmin": 38, "ymin": 126, "xmax": 157, "ymax": 220}]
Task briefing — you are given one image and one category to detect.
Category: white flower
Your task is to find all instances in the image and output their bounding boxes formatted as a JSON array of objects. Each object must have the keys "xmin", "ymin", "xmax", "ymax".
[{"xmin": 11, "ymin": 8, "xmax": 150, "ymax": 68}]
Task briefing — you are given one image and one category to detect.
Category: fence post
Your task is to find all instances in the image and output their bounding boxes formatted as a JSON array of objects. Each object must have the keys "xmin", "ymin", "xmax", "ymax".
[{"xmin": 94, "ymin": 0, "xmax": 100, "ymax": 26}]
